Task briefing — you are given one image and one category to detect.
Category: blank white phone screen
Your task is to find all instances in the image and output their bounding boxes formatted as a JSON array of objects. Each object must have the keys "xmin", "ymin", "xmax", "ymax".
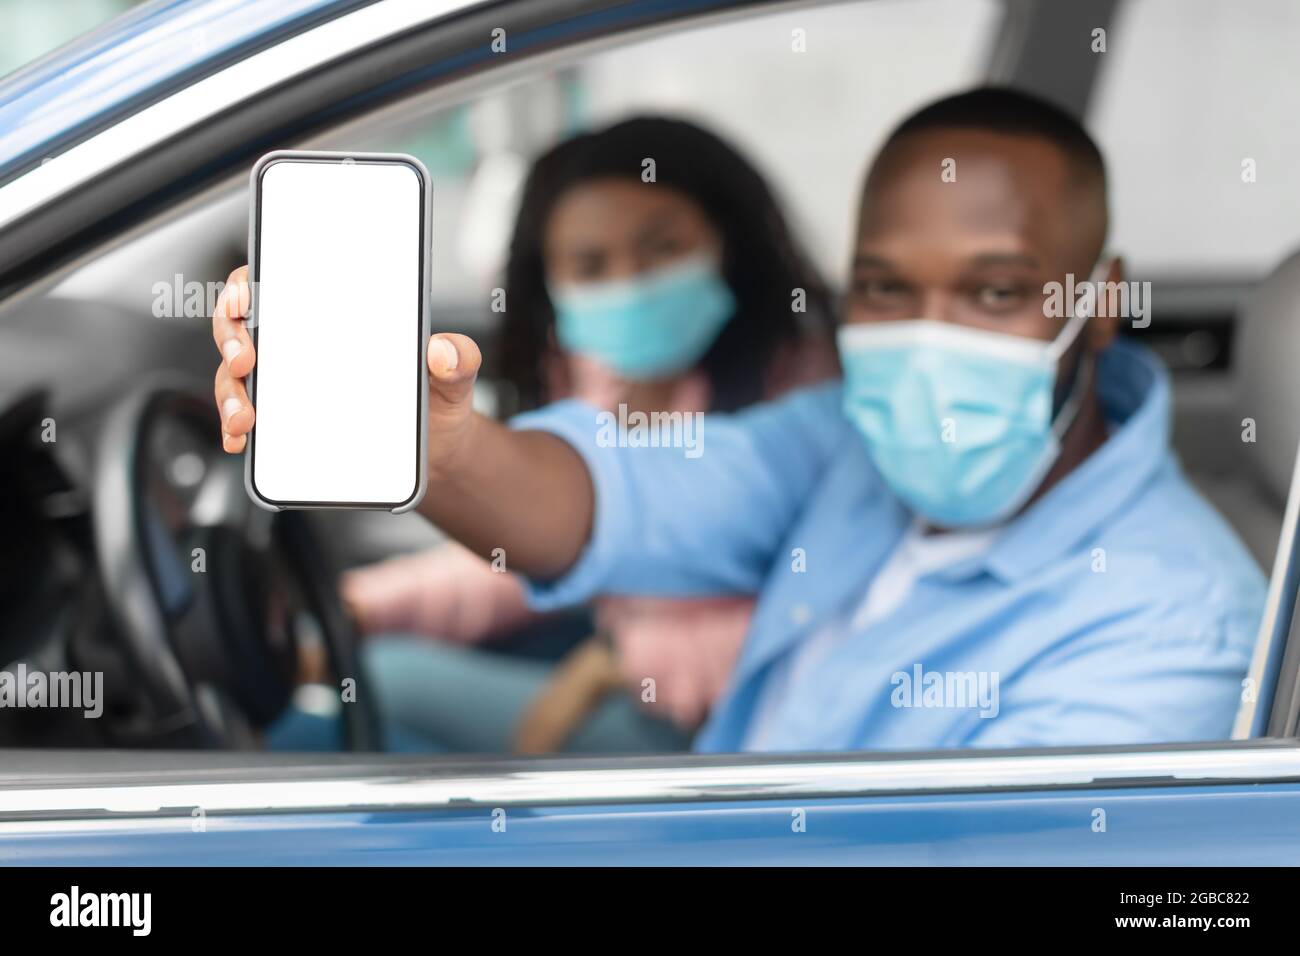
[{"xmin": 253, "ymin": 160, "xmax": 421, "ymax": 506}]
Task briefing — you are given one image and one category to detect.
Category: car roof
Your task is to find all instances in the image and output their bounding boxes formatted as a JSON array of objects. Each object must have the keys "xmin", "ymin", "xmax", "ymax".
[{"xmin": 0, "ymin": 0, "xmax": 366, "ymax": 187}]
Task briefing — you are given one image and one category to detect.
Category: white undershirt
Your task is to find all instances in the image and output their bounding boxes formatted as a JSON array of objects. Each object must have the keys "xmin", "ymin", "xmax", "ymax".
[{"xmin": 743, "ymin": 520, "xmax": 998, "ymax": 750}]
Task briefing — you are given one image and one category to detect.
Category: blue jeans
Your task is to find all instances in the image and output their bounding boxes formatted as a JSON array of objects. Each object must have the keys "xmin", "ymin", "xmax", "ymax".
[{"xmin": 265, "ymin": 636, "xmax": 689, "ymax": 754}]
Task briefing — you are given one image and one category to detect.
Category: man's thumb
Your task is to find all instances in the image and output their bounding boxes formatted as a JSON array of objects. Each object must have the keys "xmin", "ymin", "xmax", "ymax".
[{"xmin": 426, "ymin": 333, "xmax": 481, "ymax": 407}]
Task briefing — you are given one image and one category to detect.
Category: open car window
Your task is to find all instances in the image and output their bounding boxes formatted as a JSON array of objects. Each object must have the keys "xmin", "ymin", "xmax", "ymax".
[{"xmin": 1, "ymin": 0, "xmax": 1299, "ymax": 769}]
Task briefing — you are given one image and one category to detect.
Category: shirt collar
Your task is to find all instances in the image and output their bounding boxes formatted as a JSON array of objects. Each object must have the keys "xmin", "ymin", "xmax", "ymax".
[{"xmin": 969, "ymin": 339, "xmax": 1171, "ymax": 584}]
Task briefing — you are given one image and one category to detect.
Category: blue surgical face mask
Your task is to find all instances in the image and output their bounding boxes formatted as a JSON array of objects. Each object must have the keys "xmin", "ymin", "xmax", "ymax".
[
  {"xmin": 549, "ymin": 252, "xmax": 736, "ymax": 379},
  {"xmin": 837, "ymin": 260, "xmax": 1109, "ymax": 528}
]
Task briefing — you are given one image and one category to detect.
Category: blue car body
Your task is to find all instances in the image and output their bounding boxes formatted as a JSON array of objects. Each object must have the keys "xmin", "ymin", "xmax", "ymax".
[
  {"xmin": 3, "ymin": 786, "xmax": 1300, "ymax": 866},
  {"xmin": 0, "ymin": 0, "xmax": 358, "ymax": 184}
]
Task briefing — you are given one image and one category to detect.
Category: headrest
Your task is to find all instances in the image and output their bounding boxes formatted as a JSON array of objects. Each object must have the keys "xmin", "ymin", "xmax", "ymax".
[{"xmin": 1235, "ymin": 249, "xmax": 1300, "ymax": 503}]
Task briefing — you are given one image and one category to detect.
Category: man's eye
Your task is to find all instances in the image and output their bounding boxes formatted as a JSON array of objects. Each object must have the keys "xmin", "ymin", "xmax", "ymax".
[
  {"xmin": 570, "ymin": 257, "xmax": 606, "ymax": 280},
  {"xmin": 853, "ymin": 279, "xmax": 905, "ymax": 301},
  {"xmin": 976, "ymin": 284, "xmax": 1025, "ymax": 309},
  {"xmin": 647, "ymin": 236, "xmax": 686, "ymax": 257}
]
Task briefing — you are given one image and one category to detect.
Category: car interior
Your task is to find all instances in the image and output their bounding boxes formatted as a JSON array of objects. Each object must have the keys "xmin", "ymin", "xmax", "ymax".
[{"xmin": 3, "ymin": 0, "xmax": 1300, "ymax": 753}]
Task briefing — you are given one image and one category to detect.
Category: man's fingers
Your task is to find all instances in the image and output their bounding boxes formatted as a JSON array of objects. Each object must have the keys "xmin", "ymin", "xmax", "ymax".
[
  {"xmin": 215, "ymin": 307, "xmax": 476, "ymax": 459},
  {"xmin": 213, "ymin": 266, "xmax": 255, "ymax": 378},
  {"xmin": 212, "ymin": 265, "xmax": 254, "ymax": 446},
  {"xmin": 427, "ymin": 333, "xmax": 482, "ymax": 406},
  {"xmin": 214, "ymin": 363, "xmax": 255, "ymax": 450}
]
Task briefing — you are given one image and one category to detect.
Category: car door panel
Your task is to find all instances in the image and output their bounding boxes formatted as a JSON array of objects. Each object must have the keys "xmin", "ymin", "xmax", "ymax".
[{"xmin": 4, "ymin": 783, "xmax": 1299, "ymax": 865}]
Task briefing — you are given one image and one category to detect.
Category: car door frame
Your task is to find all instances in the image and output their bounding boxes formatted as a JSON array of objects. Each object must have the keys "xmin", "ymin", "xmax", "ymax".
[{"xmin": 4, "ymin": 741, "xmax": 1300, "ymax": 864}]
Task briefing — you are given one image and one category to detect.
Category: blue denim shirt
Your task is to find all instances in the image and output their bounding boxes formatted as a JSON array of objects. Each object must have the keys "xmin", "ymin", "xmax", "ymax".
[{"xmin": 513, "ymin": 341, "xmax": 1266, "ymax": 752}]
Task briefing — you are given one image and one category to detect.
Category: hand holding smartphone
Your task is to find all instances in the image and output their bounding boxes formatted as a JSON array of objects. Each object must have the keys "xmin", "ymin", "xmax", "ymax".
[
  {"xmin": 214, "ymin": 151, "xmax": 594, "ymax": 580},
  {"xmin": 242, "ymin": 150, "xmax": 432, "ymax": 511}
]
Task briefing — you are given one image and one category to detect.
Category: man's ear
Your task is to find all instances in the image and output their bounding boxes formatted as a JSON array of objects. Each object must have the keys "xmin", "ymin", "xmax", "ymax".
[{"xmin": 1087, "ymin": 255, "xmax": 1123, "ymax": 351}]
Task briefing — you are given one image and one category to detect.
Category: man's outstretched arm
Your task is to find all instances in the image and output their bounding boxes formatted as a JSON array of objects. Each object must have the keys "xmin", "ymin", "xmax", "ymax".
[
  {"xmin": 212, "ymin": 269, "xmax": 837, "ymax": 596},
  {"xmin": 411, "ymin": 333, "xmax": 594, "ymax": 579}
]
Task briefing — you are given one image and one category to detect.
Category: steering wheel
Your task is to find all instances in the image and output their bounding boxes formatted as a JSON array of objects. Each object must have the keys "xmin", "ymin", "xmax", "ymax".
[{"xmin": 90, "ymin": 378, "xmax": 380, "ymax": 750}]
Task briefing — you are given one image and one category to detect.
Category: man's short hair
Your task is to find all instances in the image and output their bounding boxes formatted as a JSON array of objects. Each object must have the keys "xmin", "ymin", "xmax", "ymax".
[{"xmin": 882, "ymin": 86, "xmax": 1107, "ymax": 194}]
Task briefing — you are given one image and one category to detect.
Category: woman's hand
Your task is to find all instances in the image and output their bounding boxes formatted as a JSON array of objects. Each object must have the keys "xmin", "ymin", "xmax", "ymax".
[{"xmin": 340, "ymin": 544, "xmax": 533, "ymax": 642}]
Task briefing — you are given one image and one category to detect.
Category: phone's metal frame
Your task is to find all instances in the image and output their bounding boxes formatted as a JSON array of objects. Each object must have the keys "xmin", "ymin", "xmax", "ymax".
[{"xmin": 244, "ymin": 149, "xmax": 430, "ymax": 514}]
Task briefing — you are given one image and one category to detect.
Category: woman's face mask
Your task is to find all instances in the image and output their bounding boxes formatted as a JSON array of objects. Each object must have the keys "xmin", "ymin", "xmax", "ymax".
[
  {"xmin": 549, "ymin": 253, "xmax": 736, "ymax": 379},
  {"xmin": 837, "ymin": 259, "xmax": 1110, "ymax": 528}
]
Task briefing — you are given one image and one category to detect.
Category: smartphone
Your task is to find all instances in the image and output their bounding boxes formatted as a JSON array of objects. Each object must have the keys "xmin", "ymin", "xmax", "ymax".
[{"xmin": 245, "ymin": 150, "xmax": 430, "ymax": 512}]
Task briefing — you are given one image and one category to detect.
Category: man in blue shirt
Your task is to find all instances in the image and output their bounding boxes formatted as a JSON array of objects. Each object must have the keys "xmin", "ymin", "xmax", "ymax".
[{"xmin": 217, "ymin": 88, "xmax": 1267, "ymax": 752}]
